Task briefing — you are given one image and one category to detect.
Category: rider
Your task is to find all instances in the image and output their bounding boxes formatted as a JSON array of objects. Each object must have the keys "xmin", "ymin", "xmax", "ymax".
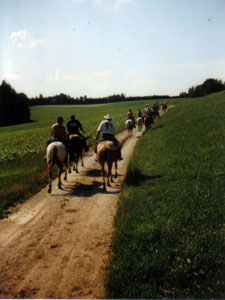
[
  {"xmin": 144, "ymin": 104, "xmax": 154, "ymax": 124},
  {"xmin": 137, "ymin": 108, "xmax": 142, "ymax": 118},
  {"xmin": 51, "ymin": 116, "xmax": 67, "ymax": 143},
  {"xmin": 127, "ymin": 108, "xmax": 136, "ymax": 128},
  {"xmin": 95, "ymin": 113, "xmax": 123, "ymax": 160},
  {"xmin": 66, "ymin": 115, "xmax": 89, "ymax": 152},
  {"xmin": 45, "ymin": 116, "xmax": 74, "ymax": 161}
]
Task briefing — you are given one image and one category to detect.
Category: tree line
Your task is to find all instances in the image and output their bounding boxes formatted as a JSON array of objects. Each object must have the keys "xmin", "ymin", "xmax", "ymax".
[
  {"xmin": 0, "ymin": 80, "xmax": 30, "ymax": 126},
  {"xmin": 179, "ymin": 78, "xmax": 225, "ymax": 98},
  {"xmin": 0, "ymin": 78, "xmax": 224, "ymax": 127},
  {"xmin": 29, "ymin": 93, "xmax": 170, "ymax": 106}
]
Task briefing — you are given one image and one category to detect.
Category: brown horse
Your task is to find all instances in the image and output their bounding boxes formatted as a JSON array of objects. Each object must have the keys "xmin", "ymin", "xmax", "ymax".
[
  {"xmin": 68, "ymin": 134, "xmax": 89, "ymax": 173},
  {"xmin": 41, "ymin": 142, "xmax": 68, "ymax": 193},
  {"xmin": 96, "ymin": 135, "xmax": 128, "ymax": 191}
]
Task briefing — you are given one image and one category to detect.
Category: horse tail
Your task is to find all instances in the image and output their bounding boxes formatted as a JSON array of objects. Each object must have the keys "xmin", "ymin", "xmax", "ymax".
[{"xmin": 41, "ymin": 144, "xmax": 57, "ymax": 178}]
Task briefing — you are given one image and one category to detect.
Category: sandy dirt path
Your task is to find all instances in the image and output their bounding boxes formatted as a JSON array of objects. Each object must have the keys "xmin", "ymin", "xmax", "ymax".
[{"xmin": 0, "ymin": 125, "xmax": 146, "ymax": 299}]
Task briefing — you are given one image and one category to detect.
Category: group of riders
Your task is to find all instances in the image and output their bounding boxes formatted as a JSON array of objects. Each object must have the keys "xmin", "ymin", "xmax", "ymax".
[{"xmin": 46, "ymin": 101, "xmax": 167, "ymax": 162}]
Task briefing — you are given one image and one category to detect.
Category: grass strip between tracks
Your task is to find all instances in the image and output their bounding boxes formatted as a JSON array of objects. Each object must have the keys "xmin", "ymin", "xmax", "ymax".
[{"xmin": 105, "ymin": 91, "xmax": 225, "ymax": 299}]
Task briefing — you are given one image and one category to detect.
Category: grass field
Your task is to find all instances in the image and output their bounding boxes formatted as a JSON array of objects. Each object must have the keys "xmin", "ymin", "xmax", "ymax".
[
  {"xmin": 0, "ymin": 98, "xmax": 170, "ymax": 218},
  {"xmin": 105, "ymin": 91, "xmax": 225, "ymax": 298}
]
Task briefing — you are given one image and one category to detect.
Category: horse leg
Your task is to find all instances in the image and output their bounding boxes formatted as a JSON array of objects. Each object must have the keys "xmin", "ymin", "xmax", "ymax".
[
  {"xmin": 64, "ymin": 160, "xmax": 68, "ymax": 181},
  {"xmin": 114, "ymin": 161, "xmax": 118, "ymax": 179},
  {"xmin": 75, "ymin": 155, "xmax": 79, "ymax": 173},
  {"xmin": 81, "ymin": 151, "xmax": 84, "ymax": 167},
  {"xmin": 58, "ymin": 167, "xmax": 63, "ymax": 189},
  {"xmin": 107, "ymin": 162, "xmax": 112, "ymax": 187},
  {"xmin": 48, "ymin": 171, "xmax": 52, "ymax": 193},
  {"xmin": 102, "ymin": 162, "xmax": 106, "ymax": 191}
]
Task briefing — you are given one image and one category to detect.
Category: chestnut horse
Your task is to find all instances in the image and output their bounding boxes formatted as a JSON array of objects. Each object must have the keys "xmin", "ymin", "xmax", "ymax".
[
  {"xmin": 41, "ymin": 142, "xmax": 68, "ymax": 193},
  {"xmin": 96, "ymin": 135, "xmax": 128, "ymax": 191}
]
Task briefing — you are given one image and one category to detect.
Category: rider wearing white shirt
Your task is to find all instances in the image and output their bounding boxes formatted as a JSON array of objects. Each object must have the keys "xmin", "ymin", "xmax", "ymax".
[{"xmin": 95, "ymin": 113, "xmax": 123, "ymax": 160}]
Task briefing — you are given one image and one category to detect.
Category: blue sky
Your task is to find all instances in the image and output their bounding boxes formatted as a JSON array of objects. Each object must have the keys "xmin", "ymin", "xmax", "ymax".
[{"xmin": 1, "ymin": 0, "xmax": 225, "ymax": 98}]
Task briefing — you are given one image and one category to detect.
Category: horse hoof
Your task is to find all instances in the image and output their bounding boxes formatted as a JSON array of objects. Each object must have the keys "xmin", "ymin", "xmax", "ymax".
[
  {"xmin": 48, "ymin": 188, "xmax": 51, "ymax": 193},
  {"xmin": 114, "ymin": 174, "xmax": 118, "ymax": 179}
]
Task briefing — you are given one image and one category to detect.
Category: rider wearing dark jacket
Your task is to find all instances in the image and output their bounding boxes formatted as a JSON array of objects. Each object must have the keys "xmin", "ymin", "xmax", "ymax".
[{"xmin": 66, "ymin": 115, "xmax": 89, "ymax": 152}]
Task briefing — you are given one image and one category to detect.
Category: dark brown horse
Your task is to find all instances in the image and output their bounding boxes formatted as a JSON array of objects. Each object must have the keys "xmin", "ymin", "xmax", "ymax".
[{"xmin": 68, "ymin": 134, "xmax": 89, "ymax": 173}]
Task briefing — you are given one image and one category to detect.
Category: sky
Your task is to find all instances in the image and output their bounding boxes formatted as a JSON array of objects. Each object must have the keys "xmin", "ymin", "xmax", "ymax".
[{"xmin": 1, "ymin": 0, "xmax": 225, "ymax": 98}]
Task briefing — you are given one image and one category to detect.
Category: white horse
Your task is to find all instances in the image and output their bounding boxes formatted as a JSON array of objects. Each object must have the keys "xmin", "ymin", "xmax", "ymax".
[
  {"xmin": 42, "ymin": 142, "xmax": 68, "ymax": 193},
  {"xmin": 136, "ymin": 117, "xmax": 143, "ymax": 131},
  {"xmin": 125, "ymin": 119, "xmax": 133, "ymax": 137}
]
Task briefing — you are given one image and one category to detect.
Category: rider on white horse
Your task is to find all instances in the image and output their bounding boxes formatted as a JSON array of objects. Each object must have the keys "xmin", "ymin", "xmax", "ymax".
[
  {"xmin": 127, "ymin": 108, "xmax": 136, "ymax": 128},
  {"xmin": 46, "ymin": 116, "xmax": 74, "ymax": 160}
]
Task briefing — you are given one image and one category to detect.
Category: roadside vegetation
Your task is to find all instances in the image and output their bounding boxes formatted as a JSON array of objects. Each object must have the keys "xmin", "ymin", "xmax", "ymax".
[
  {"xmin": 0, "ymin": 98, "xmax": 169, "ymax": 218},
  {"xmin": 105, "ymin": 91, "xmax": 225, "ymax": 298}
]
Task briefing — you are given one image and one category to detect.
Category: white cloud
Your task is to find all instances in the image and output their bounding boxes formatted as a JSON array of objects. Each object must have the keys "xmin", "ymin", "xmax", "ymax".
[
  {"xmin": 63, "ymin": 74, "xmax": 80, "ymax": 82},
  {"xmin": 72, "ymin": 0, "xmax": 86, "ymax": 3},
  {"xmin": 113, "ymin": 0, "xmax": 133, "ymax": 10},
  {"xmin": 4, "ymin": 72, "xmax": 20, "ymax": 81},
  {"xmin": 10, "ymin": 30, "xmax": 48, "ymax": 48},
  {"xmin": 89, "ymin": 70, "xmax": 110, "ymax": 79}
]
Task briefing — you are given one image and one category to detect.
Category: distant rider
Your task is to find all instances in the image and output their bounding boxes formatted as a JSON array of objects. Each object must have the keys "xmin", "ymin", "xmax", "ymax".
[
  {"xmin": 127, "ymin": 108, "xmax": 136, "ymax": 128},
  {"xmin": 95, "ymin": 113, "xmax": 123, "ymax": 160}
]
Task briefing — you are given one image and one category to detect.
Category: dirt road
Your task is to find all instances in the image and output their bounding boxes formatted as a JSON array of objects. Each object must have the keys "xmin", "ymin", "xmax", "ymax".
[{"xmin": 0, "ymin": 126, "xmax": 145, "ymax": 299}]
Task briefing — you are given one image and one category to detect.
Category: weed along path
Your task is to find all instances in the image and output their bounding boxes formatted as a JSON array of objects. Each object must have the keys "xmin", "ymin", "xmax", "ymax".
[{"xmin": 0, "ymin": 108, "xmax": 169, "ymax": 299}]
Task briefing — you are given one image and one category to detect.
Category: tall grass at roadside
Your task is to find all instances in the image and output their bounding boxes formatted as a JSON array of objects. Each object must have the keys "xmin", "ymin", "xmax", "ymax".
[
  {"xmin": 105, "ymin": 91, "xmax": 225, "ymax": 299},
  {"xmin": 0, "ymin": 99, "xmax": 171, "ymax": 218}
]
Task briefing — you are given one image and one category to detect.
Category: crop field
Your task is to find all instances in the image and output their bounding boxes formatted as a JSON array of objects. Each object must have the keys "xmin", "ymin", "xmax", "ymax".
[
  {"xmin": 0, "ymin": 98, "xmax": 172, "ymax": 218},
  {"xmin": 105, "ymin": 91, "xmax": 225, "ymax": 298}
]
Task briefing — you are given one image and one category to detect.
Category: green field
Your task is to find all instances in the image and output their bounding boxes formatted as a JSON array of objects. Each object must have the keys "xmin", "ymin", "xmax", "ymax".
[
  {"xmin": 0, "ymin": 98, "xmax": 167, "ymax": 218},
  {"xmin": 105, "ymin": 91, "xmax": 225, "ymax": 298},
  {"xmin": 1, "ymin": 93, "xmax": 224, "ymax": 298}
]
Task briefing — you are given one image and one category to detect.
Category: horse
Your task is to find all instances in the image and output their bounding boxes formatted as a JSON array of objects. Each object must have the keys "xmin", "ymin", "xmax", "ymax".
[
  {"xmin": 96, "ymin": 135, "xmax": 128, "ymax": 191},
  {"xmin": 41, "ymin": 142, "xmax": 68, "ymax": 193},
  {"xmin": 125, "ymin": 119, "xmax": 134, "ymax": 137},
  {"xmin": 68, "ymin": 134, "xmax": 89, "ymax": 173},
  {"xmin": 144, "ymin": 113, "xmax": 154, "ymax": 132},
  {"xmin": 136, "ymin": 117, "xmax": 143, "ymax": 131}
]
